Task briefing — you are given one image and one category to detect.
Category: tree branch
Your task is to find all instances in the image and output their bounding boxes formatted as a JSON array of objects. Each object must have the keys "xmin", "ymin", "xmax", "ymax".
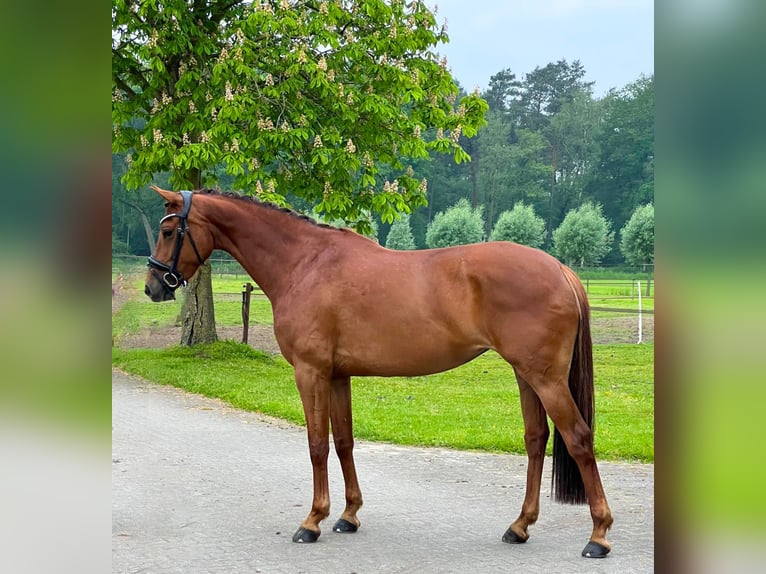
[{"xmin": 113, "ymin": 73, "xmax": 139, "ymax": 100}]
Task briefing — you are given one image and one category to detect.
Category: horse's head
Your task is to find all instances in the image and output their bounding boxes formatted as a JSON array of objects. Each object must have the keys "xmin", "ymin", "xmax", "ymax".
[{"xmin": 144, "ymin": 186, "xmax": 212, "ymax": 302}]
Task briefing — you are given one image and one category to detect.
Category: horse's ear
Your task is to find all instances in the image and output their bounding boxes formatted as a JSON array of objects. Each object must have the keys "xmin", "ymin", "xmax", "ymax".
[{"xmin": 150, "ymin": 185, "xmax": 179, "ymax": 205}]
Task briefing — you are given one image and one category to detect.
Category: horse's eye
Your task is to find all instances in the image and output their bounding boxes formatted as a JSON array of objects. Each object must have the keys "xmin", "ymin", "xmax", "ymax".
[{"xmin": 162, "ymin": 229, "xmax": 173, "ymax": 239}]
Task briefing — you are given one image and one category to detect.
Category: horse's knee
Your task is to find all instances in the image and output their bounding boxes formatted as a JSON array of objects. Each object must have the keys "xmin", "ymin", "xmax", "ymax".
[{"xmin": 308, "ymin": 439, "xmax": 330, "ymax": 463}]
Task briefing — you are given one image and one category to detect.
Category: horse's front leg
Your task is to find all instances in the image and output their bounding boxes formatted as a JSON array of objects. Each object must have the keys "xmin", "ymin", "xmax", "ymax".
[
  {"xmin": 329, "ymin": 376, "xmax": 363, "ymax": 533},
  {"xmin": 292, "ymin": 363, "xmax": 332, "ymax": 543}
]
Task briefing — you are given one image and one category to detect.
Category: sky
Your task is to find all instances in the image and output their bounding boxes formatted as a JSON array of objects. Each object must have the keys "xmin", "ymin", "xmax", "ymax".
[{"xmin": 430, "ymin": 0, "xmax": 654, "ymax": 97}]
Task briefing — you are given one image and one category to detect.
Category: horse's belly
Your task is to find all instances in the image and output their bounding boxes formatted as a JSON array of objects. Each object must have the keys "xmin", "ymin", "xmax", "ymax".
[{"xmin": 333, "ymin": 339, "xmax": 488, "ymax": 378}]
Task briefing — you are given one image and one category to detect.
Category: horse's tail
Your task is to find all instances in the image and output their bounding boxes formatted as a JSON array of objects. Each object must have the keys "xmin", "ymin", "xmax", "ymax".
[{"xmin": 552, "ymin": 265, "xmax": 595, "ymax": 505}]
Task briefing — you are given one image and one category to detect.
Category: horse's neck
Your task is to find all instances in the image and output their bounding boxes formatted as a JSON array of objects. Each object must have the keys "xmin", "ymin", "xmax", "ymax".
[{"xmin": 205, "ymin": 198, "xmax": 323, "ymax": 301}]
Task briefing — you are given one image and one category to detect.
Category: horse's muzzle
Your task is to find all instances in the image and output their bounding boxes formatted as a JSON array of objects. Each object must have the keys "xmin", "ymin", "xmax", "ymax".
[{"xmin": 145, "ymin": 281, "xmax": 176, "ymax": 302}]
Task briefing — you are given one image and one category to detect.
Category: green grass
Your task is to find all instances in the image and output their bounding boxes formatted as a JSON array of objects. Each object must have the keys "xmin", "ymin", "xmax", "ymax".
[
  {"xmin": 576, "ymin": 267, "xmax": 654, "ymax": 281},
  {"xmin": 211, "ymin": 297, "xmax": 273, "ymax": 326},
  {"xmin": 582, "ymin": 279, "xmax": 654, "ymax": 320},
  {"xmin": 112, "ymin": 288, "xmax": 273, "ymax": 340},
  {"xmin": 210, "ymin": 276, "xmax": 258, "ymax": 293},
  {"xmin": 112, "ymin": 298, "xmax": 183, "ymax": 337},
  {"xmin": 112, "ymin": 341, "xmax": 653, "ymax": 462},
  {"xmin": 585, "ymin": 280, "xmax": 654, "ymax": 300}
]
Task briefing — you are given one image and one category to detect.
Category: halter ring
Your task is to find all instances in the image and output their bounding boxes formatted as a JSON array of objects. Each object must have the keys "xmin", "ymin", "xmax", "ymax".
[{"xmin": 163, "ymin": 272, "xmax": 181, "ymax": 289}]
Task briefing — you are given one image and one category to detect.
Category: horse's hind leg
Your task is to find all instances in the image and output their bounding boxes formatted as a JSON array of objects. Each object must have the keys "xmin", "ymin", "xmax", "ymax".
[
  {"xmin": 534, "ymin": 382, "xmax": 613, "ymax": 553},
  {"xmin": 329, "ymin": 376, "xmax": 363, "ymax": 533},
  {"xmin": 518, "ymin": 359, "xmax": 613, "ymax": 556},
  {"xmin": 502, "ymin": 371, "xmax": 549, "ymax": 544},
  {"xmin": 499, "ymin": 336, "xmax": 612, "ymax": 556}
]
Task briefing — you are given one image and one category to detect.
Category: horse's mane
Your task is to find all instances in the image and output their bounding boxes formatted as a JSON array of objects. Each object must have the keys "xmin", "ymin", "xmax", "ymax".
[{"xmin": 197, "ymin": 188, "xmax": 348, "ymax": 233}]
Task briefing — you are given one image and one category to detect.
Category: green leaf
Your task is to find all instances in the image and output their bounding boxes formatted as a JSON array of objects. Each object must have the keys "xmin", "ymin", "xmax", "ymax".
[{"xmin": 453, "ymin": 147, "xmax": 471, "ymax": 164}]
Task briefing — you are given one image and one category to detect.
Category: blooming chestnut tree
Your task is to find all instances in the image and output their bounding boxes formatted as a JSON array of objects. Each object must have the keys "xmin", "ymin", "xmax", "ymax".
[{"xmin": 112, "ymin": 0, "xmax": 488, "ymax": 231}]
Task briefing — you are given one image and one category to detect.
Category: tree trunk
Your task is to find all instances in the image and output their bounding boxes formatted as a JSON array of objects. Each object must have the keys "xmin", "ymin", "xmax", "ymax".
[
  {"xmin": 118, "ymin": 199, "xmax": 156, "ymax": 252},
  {"xmin": 179, "ymin": 260, "xmax": 218, "ymax": 346},
  {"xmin": 545, "ymin": 171, "xmax": 556, "ymax": 251},
  {"xmin": 469, "ymin": 139, "xmax": 479, "ymax": 208},
  {"xmin": 487, "ymin": 172, "xmax": 496, "ymax": 239},
  {"xmin": 544, "ymin": 144, "xmax": 559, "ymax": 251},
  {"xmin": 178, "ymin": 168, "xmax": 218, "ymax": 346}
]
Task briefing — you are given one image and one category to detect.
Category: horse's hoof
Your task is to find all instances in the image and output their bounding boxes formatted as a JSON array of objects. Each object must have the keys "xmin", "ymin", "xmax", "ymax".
[
  {"xmin": 333, "ymin": 518, "xmax": 358, "ymax": 533},
  {"xmin": 582, "ymin": 540, "xmax": 610, "ymax": 558},
  {"xmin": 292, "ymin": 527, "xmax": 320, "ymax": 543},
  {"xmin": 501, "ymin": 527, "xmax": 528, "ymax": 544}
]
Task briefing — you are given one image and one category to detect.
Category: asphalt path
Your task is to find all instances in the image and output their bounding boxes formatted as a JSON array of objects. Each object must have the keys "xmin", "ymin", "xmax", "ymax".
[{"xmin": 112, "ymin": 369, "xmax": 654, "ymax": 573}]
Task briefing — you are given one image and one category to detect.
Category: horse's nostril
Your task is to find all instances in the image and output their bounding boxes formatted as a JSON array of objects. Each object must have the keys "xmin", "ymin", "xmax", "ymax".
[{"xmin": 145, "ymin": 285, "xmax": 151, "ymax": 297}]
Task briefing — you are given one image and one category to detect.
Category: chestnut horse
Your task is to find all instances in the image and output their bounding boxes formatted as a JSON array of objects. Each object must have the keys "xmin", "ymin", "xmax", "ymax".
[{"xmin": 145, "ymin": 187, "xmax": 613, "ymax": 558}]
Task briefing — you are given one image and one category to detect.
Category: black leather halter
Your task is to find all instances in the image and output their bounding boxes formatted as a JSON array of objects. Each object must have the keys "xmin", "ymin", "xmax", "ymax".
[{"xmin": 147, "ymin": 190, "xmax": 205, "ymax": 294}]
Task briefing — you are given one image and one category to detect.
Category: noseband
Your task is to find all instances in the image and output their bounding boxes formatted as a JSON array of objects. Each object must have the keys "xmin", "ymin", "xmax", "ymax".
[{"xmin": 147, "ymin": 190, "xmax": 205, "ymax": 294}]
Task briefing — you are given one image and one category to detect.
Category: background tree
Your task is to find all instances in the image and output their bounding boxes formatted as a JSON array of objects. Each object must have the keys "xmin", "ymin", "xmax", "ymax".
[
  {"xmin": 489, "ymin": 202, "xmax": 545, "ymax": 248},
  {"xmin": 620, "ymin": 203, "xmax": 654, "ymax": 294},
  {"xmin": 385, "ymin": 214, "xmax": 416, "ymax": 250},
  {"xmin": 406, "ymin": 67, "xmax": 653, "ymax": 265},
  {"xmin": 587, "ymin": 75, "xmax": 654, "ymax": 237},
  {"xmin": 112, "ymin": 230, "xmax": 130, "ymax": 255},
  {"xmin": 501, "ymin": 129, "xmax": 550, "ymax": 221},
  {"xmin": 552, "ymin": 202, "xmax": 614, "ymax": 267},
  {"xmin": 112, "ymin": 0, "xmax": 487, "ymax": 345},
  {"xmin": 548, "ymin": 89, "xmax": 602, "ymax": 222},
  {"xmin": 473, "ymin": 66, "xmax": 554, "ymax": 237},
  {"xmin": 517, "ymin": 60, "xmax": 594, "ymax": 249},
  {"xmin": 518, "ymin": 59, "xmax": 594, "ymax": 131},
  {"xmin": 112, "ymin": 152, "xmax": 172, "ymax": 255},
  {"xmin": 475, "ymin": 109, "xmax": 515, "ymax": 235},
  {"xmin": 483, "ymin": 68, "xmax": 521, "ymax": 113},
  {"xmin": 405, "ymin": 147, "xmax": 472, "ymax": 245},
  {"xmin": 425, "ymin": 198, "xmax": 485, "ymax": 248}
]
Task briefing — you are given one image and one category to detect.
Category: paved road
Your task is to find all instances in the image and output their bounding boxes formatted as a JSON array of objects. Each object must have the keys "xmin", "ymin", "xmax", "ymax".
[{"xmin": 112, "ymin": 370, "xmax": 654, "ymax": 573}]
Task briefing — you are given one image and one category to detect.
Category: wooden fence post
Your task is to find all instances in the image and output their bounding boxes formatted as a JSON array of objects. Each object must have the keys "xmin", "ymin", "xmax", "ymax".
[{"xmin": 241, "ymin": 282, "xmax": 253, "ymax": 344}]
